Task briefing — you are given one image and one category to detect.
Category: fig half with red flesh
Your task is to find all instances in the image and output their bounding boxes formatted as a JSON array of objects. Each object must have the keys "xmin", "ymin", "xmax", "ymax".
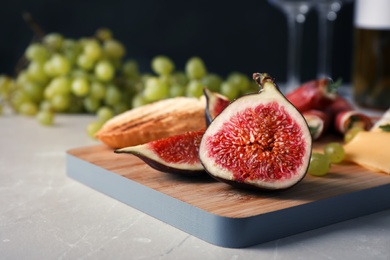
[
  {"xmin": 203, "ymin": 88, "xmax": 230, "ymax": 125},
  {"xmin": 115, "ymin": 130, "xmax": 206, "ymax": 176},
  {"xmin": 199, "ymin": 73, "xmax": 312, "ymax": 190}
]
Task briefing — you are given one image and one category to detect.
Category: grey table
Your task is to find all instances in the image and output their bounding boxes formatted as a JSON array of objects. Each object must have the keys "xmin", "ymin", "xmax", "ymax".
[{"xmin": 1, "ymin": 112, "xmax": 389, "ymax": 260}]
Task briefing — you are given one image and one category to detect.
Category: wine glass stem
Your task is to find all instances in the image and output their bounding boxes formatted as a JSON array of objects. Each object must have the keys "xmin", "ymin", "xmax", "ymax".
[
  {"xmin": 317, "ymin": 11, "xmax": 334, "ymax": 79},
  {"xmin": 286, "ymin": 14, "xmax": 304, "ymax": 92}
]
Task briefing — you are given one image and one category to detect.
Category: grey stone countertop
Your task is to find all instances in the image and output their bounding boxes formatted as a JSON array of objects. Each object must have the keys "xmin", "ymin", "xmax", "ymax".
[{"xmin": 1, "ymin": 109, "xmax": 389, "ymax": 260}]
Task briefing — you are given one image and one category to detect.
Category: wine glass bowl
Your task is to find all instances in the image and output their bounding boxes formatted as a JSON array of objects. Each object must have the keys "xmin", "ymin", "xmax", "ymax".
[{"xmin": 268, "ymin": 0, "xmax": 314, "ymax": 93}]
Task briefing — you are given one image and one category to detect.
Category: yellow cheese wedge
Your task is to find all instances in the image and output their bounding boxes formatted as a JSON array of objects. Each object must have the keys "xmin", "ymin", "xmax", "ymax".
[{"xmin": 344, "ymin": 131, "xmax": 390, "ymax": 174}]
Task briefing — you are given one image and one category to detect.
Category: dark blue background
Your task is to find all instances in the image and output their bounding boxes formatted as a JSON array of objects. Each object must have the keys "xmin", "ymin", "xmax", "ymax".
[{"xmin": 0, "ymin": 0, "xmax": 355, "ymax": 83}]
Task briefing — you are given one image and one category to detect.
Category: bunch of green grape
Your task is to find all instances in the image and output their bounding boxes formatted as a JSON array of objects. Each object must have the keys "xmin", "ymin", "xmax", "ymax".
[{"xmin": 0, "ymin": 28, "xmax": 257, "ymax": 137}]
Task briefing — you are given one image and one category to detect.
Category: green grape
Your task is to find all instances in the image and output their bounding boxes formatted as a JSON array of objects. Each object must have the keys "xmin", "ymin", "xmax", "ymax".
[
  {"xmin": 185, "ymin": 57, "xmax": 207, "ymax": 80},
  {"xmin": 43, "ymin": 60, "xmax": 56, "ymax": 77},
  {"xmin": 90, "ymin": 81, "xmax": 106, "ymax": 100},
  {"xmin": 49, "ymin": 54, "xmax": 71, "ymax": 76},
  {"xmin": 97, "ymin": 106, "xmax": 114, "ymax": 122},
  {"xmin": 45, "ymin": 76, "xmax": 71, "ymax": 99},
  {"xmin": 83, "ymin": 96, "xmax": 101, "ymax": 113},
  {"xmin": 96, "ymin": 27, "xmax": 113, "ymax": 41},
  {"xmin": 169, "ymin": 84, "xmax": 186, "ymax": 97},
  {"xmin": 95, "ymin": 60, "xmax": 114, "ymax": 82},
  {"xmin": 308, "ymin": 153, "xmax": 331, "ymax": 176},
  {"xmin": 86, "ymin": 120, "xmax": 104, "ymax": 138},
  {"xmin": 71, "ymin": 77, "xmax": 90, "ymax": 97},
  {"xmin": 122, "ymin": 59, "xmax": 139, "ymax": 79},
  {"xmin": 0, "ymin": 104, "xmax": 3, "ymax": 115},
  {"xmin": 19, "ymin": 101, "xmax": 38, "ymax": 116},
  {"xmin": 344, "ymin": 127, "xmax": 364, "ymax": 143},
  {"xmin": 201, "ymin": 73, "xmax": 222, "ymax": 92},
  {"xmin": 186, "ymin": 80, "xmax": 204, "ymax": 98},
  {"xmin": 104, "ymin": 85, "xmax": 122, "ymax": 106},
  {"xmin": 16, "ymin": 70, "xmax": 32, "ymax": 86},
  {"xmin": 0, "ymin": 75, "xmax": 14, "ymax": 98},
  {"xmin": 113, "ymin": 102, "xmax": 129, "ymax": 114},
  {"xmin": 77, "ymin": 54, "xmax": 95, "ymax": 70},
  {"xmin": 25, "ymin": 43, "xmax": 49, "ymax": 62},
  {"xmin": 43, "ymin": 33, "xmax": 63, "ymax": 50},
  {"xmin": 36, "ymin": 110, "xmax": 54, "ymax": 126},
  {"xmin": 143, "ymin": 77, "xmax": 169, "ymax": 101},
  {"xmin": 39, "ymin": 100, "xmax": 53, "ymax": 111},
  {"xmin": 220, "ymin": 81, "xmax": 239, "ymax": 100},
  {"xmin": 103, "ymin": 39, "xmax": 125, "ymax": 59},
  {"xmin": 10, "ymin": 90, "xmax": 30, "ymax": 111},
  {"xmin": 50, "ymin": 94, "xmax": 70, "ymax": 112},
  {"xmin": 227, "ymin": 72, "xmax": 250, "ymax": 93},
  {"xmin": 171, "ymin": 71, "xmax": 188, "ymax": 86},
  {"xmin": 22, "ymin": 81, "xmax": 44, "ymax": 103},
  {"xmin": 151, "ymin": 55, "xmax": 175, "ymax": 75},
  {"xmin": 324, "ymin": 142, "xmax": 346, "ymax": 163},
  {"xmin": 83, "ymin": 39, "xmax": 102, "ymax": 61},
  {"xmin": 131, "ymin": 93, "xmax": 148, "ymax": 108},
  {"xmin": 26, "ymin": 62, "xmax": 48, "ymax": 83}
]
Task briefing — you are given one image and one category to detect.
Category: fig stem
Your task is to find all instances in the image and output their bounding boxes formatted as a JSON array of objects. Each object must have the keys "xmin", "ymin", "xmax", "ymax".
[{"xmin": 252, "ymin": 73, "xmax": 274, "ymax": 90}]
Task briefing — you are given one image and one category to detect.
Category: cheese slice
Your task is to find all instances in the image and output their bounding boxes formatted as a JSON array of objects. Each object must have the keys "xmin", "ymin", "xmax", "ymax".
[{"xmin": 343, "ymin": 131, "xmax": 390, "ymax": 174}]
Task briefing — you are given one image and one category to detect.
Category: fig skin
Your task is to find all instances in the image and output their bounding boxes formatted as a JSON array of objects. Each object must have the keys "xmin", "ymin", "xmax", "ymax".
[
  {"xmin": 203, "ymin": 88, "xmax": 230, "ymax": 125},
  {"xmin": 115, "ymin": 130, "xmax": 206, "ymax": 177},
  {"xmin": 199, "ymin": 73, "xmax": 312, "ymax": 191}
]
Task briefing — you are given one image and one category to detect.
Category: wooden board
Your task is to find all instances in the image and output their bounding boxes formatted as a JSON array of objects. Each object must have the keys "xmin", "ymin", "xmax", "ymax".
[{"xmin": 66, "ymin": 143, "xmax": 390, "ymax": 248}]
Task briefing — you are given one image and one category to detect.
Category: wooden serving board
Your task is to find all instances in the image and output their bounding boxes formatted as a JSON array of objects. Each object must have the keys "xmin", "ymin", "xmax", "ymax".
[{"xmin": 66, "ymin": 142, "xmax": 390, "ymax": 248}]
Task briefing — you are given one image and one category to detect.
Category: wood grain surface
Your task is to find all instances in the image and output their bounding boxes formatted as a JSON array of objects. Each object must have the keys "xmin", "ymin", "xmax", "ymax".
[{"xmin": 67, "ymin": 142, "xmax": 390, "ymax": 219}]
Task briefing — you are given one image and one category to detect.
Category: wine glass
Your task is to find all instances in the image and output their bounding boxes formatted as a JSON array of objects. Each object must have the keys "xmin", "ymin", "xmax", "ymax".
[
  {"xmin": 268, "ymin": 0, "xmax": 313, "ymax": 93},
  {"xmin": 314, "ymin": 0, "xmax": 353, "ymax": 79}
]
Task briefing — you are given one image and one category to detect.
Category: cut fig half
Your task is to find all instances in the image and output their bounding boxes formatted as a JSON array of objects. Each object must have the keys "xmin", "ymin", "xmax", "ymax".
[
  {"xmin": 199, "ymin": 73, "xmax": 312, "ymax": 191},
  {"xmin": 115, "ymin": 130, "xmax": 206, "ymax": 176},
  {"xmin": 203, "ymin": 88, "xmax": 230, "ymax": 125}
]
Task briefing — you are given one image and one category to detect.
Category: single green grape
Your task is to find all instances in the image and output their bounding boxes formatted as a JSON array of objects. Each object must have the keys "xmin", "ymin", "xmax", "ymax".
[
  {"xmin": 201, "ymin": 73, "xmax": 223, "ymax": 92},
  {"xmin": 131, "ymin": 93, "xmax": 148, "ymax": 108},
  {"xmin": 169, "ymin": 84, "xmax": 186, "ymax": 97},
  {"xmin": 143, "ymin": 77, "xmax": 169, "ymax": 101},
  {"xmin": 50, "ymin": 94, "xmax": 70, "ymax": 112},
  {"xmin": 43, "ymin": 33, "xmax": 63, "ymax": 50},
  {"xmin": 186, "ymin": 80, "xmax": 204, "ymax": 98},
  {"xmin": 96, "ymin": 106, "xmax": 114, "ymax": 122},
  {"xmin": 19, "ymin": 101, "xmax": 38, "ymax": 116},
  {"xmin": 25, "ymin": 43, "xmax": 50, "ymax": 62},
  {"xmin": 344, "ymin": 127, "xmax": 363, "ymax": 143},
  {"xmin": 122, "ymin": 59, "xmax": 140, "ymax": 79},
  {"xmin": 83, "ymin": 39, "xmax": 102, "ymax": 61},
  {"xmin": 151, "ymin": 55, "xmax": 175, "ymax": 75},
  {"xmin": 44, "ymin": 76, "xmax": 71, "ymax": 99},
  {"xmin": 83, "ymin": 96, "xmax": 101, "ymax": 113},
  {"xmin": 308, "ymin": 153, "xmax": 331, "ymax": 176},
  {"xmin": 36, "ymin": 110, "xmax": 54, "ymax": 126},
  {"xmin": 185, "ymin": 57, "xmax": 206, "ymax": 80},
  {"xmin": 77, "ymin": 54, "xmax": 95, "ymax": 70},
  {"xmin": 227, "ymin": 72, "xmax": 250, "ymax": 92},
  {"xmin": 324, "ymin": 142, "xmax": 346, "ymax": 163},
  {"xmin": 95, "ymin": 27, "xmax": 113, "ymax": 41},
  {"xmin": 86, "ymin": 120, "xmax": 104, "ymax": 138},
  {"xmin": 220, "ymin": 81, "xmax": 239, "ymax": 100},
  {"xmin": 50, "ymin": 54, "xmax": 71, "ymax": 76},
  {"xmin": 71, "ymin": 77, "xmax": 90, "ymax": 97},
  {"xmin": 104, "ymin": 85, "xmax": 122, "ymax": 106},
  {"xmin": 103, "ymin": 39, "xmax": 126, "ymax": 59},
  {"xmin": 171, "ymin": 71, "xmax": 188, "ymax": 86},
  {"xmin": 95, "ymin": 60, "xmax": 114, "ymax": 82},
  {"xmin": 90, "ymin": 81, "xmax": 106, "ymax": 100},
  {"xmin": 26, "ymin": 62, "xmax": 48, "ymax": 84},
  {"xmin": 22, "ymin": 81, "xmax": 44, "ymax": 103},
  {"xmin": 10, "ymin": 90, "xmax": 30, "ymax": 111},
  {"xmin": 113, "ymin": 102, "xmax": 129, "ymax": 114}
]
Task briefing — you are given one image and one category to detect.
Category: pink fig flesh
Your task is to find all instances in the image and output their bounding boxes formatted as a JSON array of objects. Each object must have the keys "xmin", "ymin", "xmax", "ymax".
[
  {"xmin": 199, "ymin": 73, "xmax": 312, "ymax": 191},
  {"xmin": 115, "ymin": 130, "xmax": 206, "ymax": 176}
]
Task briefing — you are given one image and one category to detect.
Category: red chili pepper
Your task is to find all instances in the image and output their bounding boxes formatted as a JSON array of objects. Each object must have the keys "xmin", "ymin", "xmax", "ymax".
[
  {"xmin": 303, "ymin": 109, "xmax": 331, "ymax": 140},
  {"xmin": 286, "ymin": 78, "xmax": 340, "ymax": 113}
]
